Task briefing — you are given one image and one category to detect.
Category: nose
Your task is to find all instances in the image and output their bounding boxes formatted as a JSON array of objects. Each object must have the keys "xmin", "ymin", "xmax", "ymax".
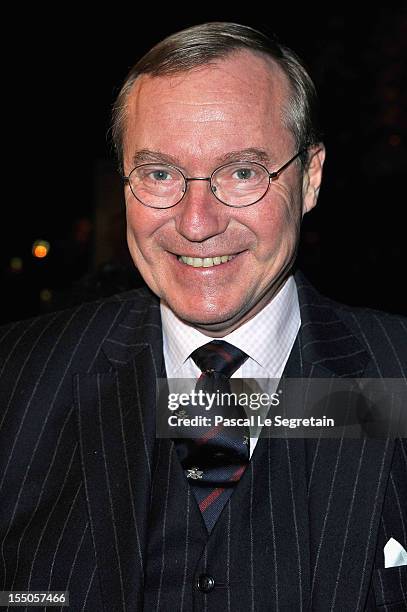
[{"xmin": 175, "ymin": 179, "xmax": 230, "ymax": 242}]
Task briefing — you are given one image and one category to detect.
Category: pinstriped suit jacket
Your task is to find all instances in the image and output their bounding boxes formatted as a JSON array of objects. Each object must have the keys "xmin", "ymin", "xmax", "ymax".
[{"xmin": 0, "ymin": 271, "xmax": 406, "ymax": 611}]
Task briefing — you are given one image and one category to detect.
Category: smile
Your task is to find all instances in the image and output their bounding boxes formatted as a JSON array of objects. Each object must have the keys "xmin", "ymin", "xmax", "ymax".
[{"xmin": 177, "ymin": 255, "xmax": 234, "ymax": 268}]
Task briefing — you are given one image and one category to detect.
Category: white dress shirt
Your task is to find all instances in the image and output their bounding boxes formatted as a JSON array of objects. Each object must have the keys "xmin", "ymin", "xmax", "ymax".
[{"xmin": 161, "ymin": 275, "xmax": 301, "ymax": 457}]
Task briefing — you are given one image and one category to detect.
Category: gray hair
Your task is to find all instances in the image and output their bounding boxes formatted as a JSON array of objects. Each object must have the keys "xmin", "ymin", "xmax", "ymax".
[{"xmin": 111, "ymin": 22, "xmax": 321, "ymax": 171}]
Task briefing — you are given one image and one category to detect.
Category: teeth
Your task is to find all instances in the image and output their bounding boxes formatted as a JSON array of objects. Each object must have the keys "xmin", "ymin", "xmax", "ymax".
[{"xmin": 179, "ymin": 255, "xmax": 234, "ymax": 267}]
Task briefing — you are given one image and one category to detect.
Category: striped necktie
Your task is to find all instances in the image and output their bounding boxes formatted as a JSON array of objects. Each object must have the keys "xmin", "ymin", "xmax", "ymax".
[{"xmin": 174, "ymin": 340, "xmax": 249, "ymax": 532}]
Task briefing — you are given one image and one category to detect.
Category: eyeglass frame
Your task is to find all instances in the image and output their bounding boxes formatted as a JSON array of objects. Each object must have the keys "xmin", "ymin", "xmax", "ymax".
[{"xmin": 123, "ymin": 148, "xmax": 307, "ymax": 209}]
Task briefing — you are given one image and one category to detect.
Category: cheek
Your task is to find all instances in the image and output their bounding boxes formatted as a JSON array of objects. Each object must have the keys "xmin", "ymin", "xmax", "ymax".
[
  {"xmin": 247, "ymin": 195, "xmax": 301, "ymax": 259},
  {"xmin": 125, "ymin": 204, "xmax": 161, "ymax": 258},
  {"xmin": 125, "ymin": 208, "xmax": 168, "ymax": 296}
]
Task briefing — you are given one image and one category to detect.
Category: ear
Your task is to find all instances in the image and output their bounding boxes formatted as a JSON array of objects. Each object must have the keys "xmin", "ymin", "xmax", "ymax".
[{"xmin": 301, "ymin": 144, "xmax": 326, "ymax": 216}]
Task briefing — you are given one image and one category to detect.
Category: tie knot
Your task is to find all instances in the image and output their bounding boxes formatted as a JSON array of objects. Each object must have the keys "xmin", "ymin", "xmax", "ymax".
[{"xmin": 191, "ymin": 340, "xmax": 248, "ymax": 378}]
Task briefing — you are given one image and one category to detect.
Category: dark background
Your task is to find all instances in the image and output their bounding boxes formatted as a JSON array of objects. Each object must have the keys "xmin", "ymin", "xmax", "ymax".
[{"xmin": 2, "ymin": 5, "xmax": 406, "ymax": 324}]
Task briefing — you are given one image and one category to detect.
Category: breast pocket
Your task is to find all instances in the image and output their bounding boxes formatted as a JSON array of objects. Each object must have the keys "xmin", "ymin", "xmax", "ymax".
[{"xmin": 373, "ymin": 565, "xmax": 407, "ymax": 610}]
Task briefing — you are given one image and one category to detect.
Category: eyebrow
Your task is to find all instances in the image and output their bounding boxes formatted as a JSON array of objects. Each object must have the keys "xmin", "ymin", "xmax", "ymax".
[{"xmin": 131, "ymin": 147, "xmax": 273, "ymax": 169}]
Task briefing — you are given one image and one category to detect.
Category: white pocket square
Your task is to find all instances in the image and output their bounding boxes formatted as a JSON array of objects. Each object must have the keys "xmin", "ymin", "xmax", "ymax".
[{"xmin": 384, "ymin": 537, "xmax": 407, "ymax": 568}]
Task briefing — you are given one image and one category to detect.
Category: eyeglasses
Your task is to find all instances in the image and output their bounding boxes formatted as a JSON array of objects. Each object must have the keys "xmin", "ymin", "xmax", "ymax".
[{"xmin": 123, "ymin": 149, "xmax": 305, "ymax": 209}]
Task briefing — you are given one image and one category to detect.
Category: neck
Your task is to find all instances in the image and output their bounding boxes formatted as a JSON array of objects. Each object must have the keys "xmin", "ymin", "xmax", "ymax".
[{"xmin": 180, "ymin": 273, "xmax": 290, "ymax": 337}]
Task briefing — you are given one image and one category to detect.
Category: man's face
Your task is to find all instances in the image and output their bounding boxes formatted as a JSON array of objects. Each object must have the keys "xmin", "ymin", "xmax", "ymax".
[{"xmin": 122, "ymin": 51, "xmax": 324, "ymax": 335}]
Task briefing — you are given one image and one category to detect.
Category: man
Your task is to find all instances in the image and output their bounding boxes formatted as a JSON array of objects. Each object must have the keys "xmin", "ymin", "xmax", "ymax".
[{"xmin": 0, "ymin": 22, "xmax": 406, "ymax": 612}]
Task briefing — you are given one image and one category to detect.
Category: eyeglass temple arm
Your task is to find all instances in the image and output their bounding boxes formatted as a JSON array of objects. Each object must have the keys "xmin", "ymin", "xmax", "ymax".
[{"xmin": 268, "ymin": 149, "xmax": 306, "ymax": 179}]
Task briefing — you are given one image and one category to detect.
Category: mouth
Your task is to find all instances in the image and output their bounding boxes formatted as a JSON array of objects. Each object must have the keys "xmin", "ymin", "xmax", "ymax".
[{"xmin": 177, "ymin": 254, "xmax": 235, "ymax": 268}]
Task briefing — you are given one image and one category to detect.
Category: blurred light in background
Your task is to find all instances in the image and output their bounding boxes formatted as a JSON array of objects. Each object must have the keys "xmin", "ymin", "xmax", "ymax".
[
  {"xmin": 10, "ymin": 257, "xmax": 23, "ymax": 273},
  {"xmin": 389, "ymin": 134, "xmax": 401, "ymax": 146},
  {"xmin": 40, "ymin": 288, "xmax": 53, "ymax": 302},
  {"xmin": 32, "ymin": 240, "xmax": 50, "ymax": 259}
]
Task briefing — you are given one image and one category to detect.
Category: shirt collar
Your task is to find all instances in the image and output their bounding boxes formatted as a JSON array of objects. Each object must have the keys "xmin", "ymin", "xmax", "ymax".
[{"xmin": 160, "ymin": 275, "xmax": 300, "ymax": 377}]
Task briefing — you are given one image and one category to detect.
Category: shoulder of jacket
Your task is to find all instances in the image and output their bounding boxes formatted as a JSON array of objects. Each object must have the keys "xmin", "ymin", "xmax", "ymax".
[{"xmin": 0, "ymin": 287, "xmax": 157, "ymax": 362}]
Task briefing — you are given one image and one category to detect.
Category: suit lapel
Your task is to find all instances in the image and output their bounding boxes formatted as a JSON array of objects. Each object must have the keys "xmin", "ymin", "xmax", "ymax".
[
  {"xmin": 73, "ymin": 291, "xmax": 163, "ymax": 611},
  {"xmin": 294, "ymin": 271, "xmax": 395, "ymax": 611}
]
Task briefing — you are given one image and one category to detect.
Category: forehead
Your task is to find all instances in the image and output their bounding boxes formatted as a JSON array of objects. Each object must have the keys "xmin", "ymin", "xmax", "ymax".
[{"xmin": 122, "ymin": 50, "xmax": 293, "ymax": 165}]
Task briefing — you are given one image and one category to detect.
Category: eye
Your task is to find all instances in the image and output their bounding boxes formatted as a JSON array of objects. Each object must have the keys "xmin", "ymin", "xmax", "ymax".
[
  {"xmin": 150, "ymin": 169, "xmax": 171, "ymax": 181},
  {"xmin": 233, "ymin": 167, "xmax": 256, "ymax": 181}
]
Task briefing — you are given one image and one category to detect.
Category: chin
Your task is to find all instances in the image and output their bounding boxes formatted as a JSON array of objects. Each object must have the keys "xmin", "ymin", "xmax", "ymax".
[{"xmin": 166, "ymin": 295, "xmax": 246, "ymax": 329}]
